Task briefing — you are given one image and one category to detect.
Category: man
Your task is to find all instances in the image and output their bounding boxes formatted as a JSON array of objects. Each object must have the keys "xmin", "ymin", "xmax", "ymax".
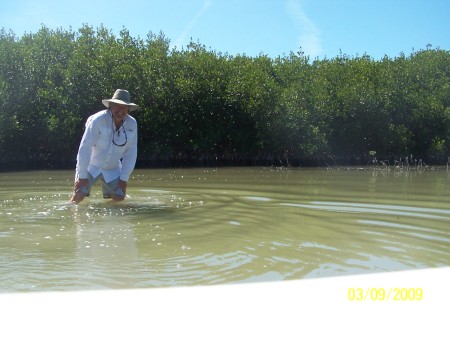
[{"xmin": 70, "ymin": 89, "xmax": 139, "ymax": 204}]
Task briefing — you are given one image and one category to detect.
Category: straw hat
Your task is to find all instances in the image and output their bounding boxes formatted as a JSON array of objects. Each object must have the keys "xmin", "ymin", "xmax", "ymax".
[{"xmin": 102, "ymin": 89, "xmax": 139, "ymax": 111}]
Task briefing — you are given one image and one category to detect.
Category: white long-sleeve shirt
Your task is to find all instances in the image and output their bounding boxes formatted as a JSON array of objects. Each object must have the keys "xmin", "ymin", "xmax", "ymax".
[{"xmin": 76, "ymin": 109, "xmax": 138, "ymax": 183}]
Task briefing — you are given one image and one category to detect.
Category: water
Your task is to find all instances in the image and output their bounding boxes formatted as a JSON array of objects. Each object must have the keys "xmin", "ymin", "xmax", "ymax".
[{"xmin": 1, "ymin": 167, "xmax": 449, "ymax": 292}]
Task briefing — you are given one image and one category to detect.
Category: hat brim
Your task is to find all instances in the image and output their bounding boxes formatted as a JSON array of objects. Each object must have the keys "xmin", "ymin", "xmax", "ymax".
[{"xmin": 102, "ymin": 99, "xmax": 139, "ymax": 111}]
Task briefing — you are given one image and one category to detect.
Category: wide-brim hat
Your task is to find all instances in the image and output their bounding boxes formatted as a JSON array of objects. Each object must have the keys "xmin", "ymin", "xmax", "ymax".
[{"xmin": 102, "ymin": 89, "xmax": 139, "ymax": 111}]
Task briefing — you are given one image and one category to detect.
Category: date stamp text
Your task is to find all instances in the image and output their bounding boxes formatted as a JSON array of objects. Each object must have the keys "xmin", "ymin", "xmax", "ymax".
[{"xmin": 348, "ymin": 287, "xmax": 423, "ymax": 301}]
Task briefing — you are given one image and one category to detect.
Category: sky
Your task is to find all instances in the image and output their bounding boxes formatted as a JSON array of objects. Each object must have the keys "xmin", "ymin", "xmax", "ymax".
[{"xmin": 1, "ymin": 0, "xmax": 449, "ymax": 60}]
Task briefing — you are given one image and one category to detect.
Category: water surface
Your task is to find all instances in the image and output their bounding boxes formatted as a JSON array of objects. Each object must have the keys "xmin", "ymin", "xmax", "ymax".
[{"xmin": 1, "ymin": 167, "xmax": 449, "ymax": 291}]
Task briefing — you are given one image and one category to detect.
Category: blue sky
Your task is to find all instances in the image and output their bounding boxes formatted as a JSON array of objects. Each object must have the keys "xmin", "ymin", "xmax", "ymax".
[{"xmin": 1, "ymin": 0, "xmax": 449, "ymax": 59}]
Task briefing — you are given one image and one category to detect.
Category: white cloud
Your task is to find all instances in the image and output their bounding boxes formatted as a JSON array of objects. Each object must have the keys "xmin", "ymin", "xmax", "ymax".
[
  {"xmin": 174, "ymin": 0, "xmax": 212, "ymax": 49},
  {"xmin": 285, "ymin": 0, "xmax": 323, "ymax": 58}
]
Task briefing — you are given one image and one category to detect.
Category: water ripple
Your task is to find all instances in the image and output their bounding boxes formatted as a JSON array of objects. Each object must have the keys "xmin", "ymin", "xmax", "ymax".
[
  {"xmin": 2, "ymin": 169, "xmax": 450, "ymax": 291},
  {"xmin": 281, "ymin": 201, "xmax": 450, "ymax": 220}
]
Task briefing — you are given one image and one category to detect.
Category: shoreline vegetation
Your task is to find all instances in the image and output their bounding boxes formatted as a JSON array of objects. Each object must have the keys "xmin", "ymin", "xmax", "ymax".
[{"xmin": 0, "ymin": 25, "xmax": 449, "ymax": 171}]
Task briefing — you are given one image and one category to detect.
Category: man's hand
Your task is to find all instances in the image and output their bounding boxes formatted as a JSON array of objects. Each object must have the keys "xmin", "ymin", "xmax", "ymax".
[
  {"xmin": 117, "ymin": 179, "xmax": 127, "ymax": 193},
  {"xmin": 74, "ymin": 178, "xmax": 88, "ymax": 191},
  {"xmin": 69, "ymin": 178, "xmax": 88, "ymax": 204},
  {"xmin": 112, "ymin": 180, "xmax": 127, "ymax": 201}
]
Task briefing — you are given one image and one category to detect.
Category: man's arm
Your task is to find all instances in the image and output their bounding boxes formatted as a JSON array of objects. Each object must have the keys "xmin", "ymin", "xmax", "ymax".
[
  {"xmin": 76, "ymin": 119, "xmax": 98, "ymax": 179},
  {"xmin": 119, "ymin": 126, "xmax": 138, "ymax": 182}
]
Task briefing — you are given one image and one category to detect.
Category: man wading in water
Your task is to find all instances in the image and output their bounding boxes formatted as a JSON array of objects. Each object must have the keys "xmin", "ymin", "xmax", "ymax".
[{"xmin": 70, "ymin": 89, "xmax": 138, "ymax": 204}]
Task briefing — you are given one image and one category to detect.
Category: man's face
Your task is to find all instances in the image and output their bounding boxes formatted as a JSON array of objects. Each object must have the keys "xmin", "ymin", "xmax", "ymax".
[{"xmin": 110, "ymin": 103, "xmax": 129, "ymax": 122}]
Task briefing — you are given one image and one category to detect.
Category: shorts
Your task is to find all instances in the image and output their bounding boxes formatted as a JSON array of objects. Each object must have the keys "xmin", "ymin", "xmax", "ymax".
[{"xmin": 76, "ymin": 173, "xmax": 125, "ymax": 199}]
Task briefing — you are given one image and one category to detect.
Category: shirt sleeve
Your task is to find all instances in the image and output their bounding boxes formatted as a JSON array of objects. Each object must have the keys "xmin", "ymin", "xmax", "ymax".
[
  {"xmin": 119, "ymin": 125, "xmax": 138, "ymax": 182},
  {"xmin": 76, "ymin": 118, "xmax": 99, "ymax": 179}
]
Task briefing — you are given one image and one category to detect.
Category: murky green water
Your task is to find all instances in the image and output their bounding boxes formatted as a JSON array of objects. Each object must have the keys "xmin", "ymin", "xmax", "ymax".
[{"xmin": 0, "ymin": 167, "xmax": 449, "ymax": 292}]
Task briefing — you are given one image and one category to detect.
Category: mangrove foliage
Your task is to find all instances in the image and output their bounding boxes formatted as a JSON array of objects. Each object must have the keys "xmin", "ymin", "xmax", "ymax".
[{"xmin": 0, "ymin": 25, "xmax": 449, "ymax": 169}]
